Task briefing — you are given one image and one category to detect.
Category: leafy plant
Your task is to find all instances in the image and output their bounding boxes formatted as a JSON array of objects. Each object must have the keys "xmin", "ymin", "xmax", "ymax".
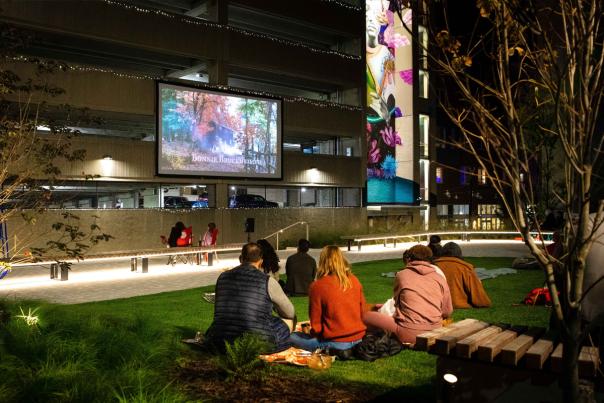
[{"xmin": 217, "ymin": 333, "xmax": 268, "ymax": 379}]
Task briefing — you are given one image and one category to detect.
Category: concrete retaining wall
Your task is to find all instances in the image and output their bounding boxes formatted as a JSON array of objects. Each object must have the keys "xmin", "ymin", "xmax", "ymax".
[{"xmin": 5, "ymin": 208, "xmax": 368, "ymax": 255}]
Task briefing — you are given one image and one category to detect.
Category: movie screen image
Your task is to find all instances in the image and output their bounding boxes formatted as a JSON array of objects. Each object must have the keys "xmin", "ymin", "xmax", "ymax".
[{"xmin": 157, "ymin": 83, "xmax": 282, "ymax": 178}]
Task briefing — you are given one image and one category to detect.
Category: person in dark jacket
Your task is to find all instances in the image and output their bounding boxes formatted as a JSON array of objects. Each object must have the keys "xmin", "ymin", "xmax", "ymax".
[
  {"xmin": 427, "ymin": 235, "xmax": 443, "ymax": 258},
  {"xmin": 167, "ymin": 221, "xmax": 186, "ymax": 247},
  {"xmin": 205, "ymin": 242, "xmax": 295, "ymax": 352},
  {"xmin": 257, "ymin": 239, "xmax": 281, "ymax": 282},
  {"xmin": 285, "ymin": 239, "xmax": 317, "ymax": 296}
]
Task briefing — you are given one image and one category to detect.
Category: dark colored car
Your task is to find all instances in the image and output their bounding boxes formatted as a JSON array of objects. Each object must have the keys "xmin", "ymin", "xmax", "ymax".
[
  {"xmin": 229, "ymin": 194, "xmax": 278, "ymax": 208},
  {"xmin": 163, "ymin": 196, "xmax": 193, "ymax": 209}
]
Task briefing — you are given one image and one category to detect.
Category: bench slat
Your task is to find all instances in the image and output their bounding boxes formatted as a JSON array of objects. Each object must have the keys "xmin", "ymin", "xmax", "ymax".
[
  {"xmin": 434, "ymin": 321, "xmax": 490, "ymax": 355},
  {"xmin": 525, "ymin": 338, "xmax": 555, "ymax": 370},
  {"xmin": 415, "ymin": 319, "xmax": 479, "ymax": 351},
  {"xmin": 477, "ymin": 330, "xmax": 519, "ymax": 362},
  {"xmin": 456, "ymin": 325, "xmax": 504, "ymax": 359},
  {"xmin": 500, "ymin": 327, "xmax": 545, "ymax": 366}
]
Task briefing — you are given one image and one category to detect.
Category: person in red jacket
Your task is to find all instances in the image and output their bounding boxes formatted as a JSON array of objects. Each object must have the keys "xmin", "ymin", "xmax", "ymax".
[
  {"xmin": 363, "ymin": 245, "xmax": 453, "ymax": 344},
  {"xmin": 289, "ymin": 245, "xmax": 367, "ymax": 351}
]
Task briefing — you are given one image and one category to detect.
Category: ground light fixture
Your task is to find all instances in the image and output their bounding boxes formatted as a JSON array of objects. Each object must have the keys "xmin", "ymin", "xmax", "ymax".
[
  {"xmin": 442, "ymin": 373, "xmax": 458, "ymax": 403},
  {"xmin": 102, "ymin": 154, "xmax": 113, "ymax": 160}
]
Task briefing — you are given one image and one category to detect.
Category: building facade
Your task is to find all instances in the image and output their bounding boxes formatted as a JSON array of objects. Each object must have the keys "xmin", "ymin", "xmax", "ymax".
[{"xmin": 1, "ymin": 0, "xmax": 437, "ymax": 249}]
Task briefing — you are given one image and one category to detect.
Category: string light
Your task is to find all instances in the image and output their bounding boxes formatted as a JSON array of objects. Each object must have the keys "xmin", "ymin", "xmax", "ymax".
[
  {"xmin": 319, "ymin": 0, "xmax": 363, "ymax": 11},
  {"xmin": 6, "ymin": 55, "xmax": 363, "ymax": 112},
  {"xmin": 102, "ymin": 0, "xmax": 361, "ymax": 61}
]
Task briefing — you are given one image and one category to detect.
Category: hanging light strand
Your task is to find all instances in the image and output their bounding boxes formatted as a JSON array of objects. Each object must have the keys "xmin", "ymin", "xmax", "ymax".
[
  {"xmin": 102, "ymin": 0, "xmax": 361, "ymax": 61},
  {"xmin": 6, "ymin": 55, "xmax": 363, "ymax": 112}
]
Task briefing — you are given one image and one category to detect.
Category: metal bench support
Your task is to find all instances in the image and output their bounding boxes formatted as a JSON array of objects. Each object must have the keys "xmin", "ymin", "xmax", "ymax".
[
  {"xmin": 208, "ymin": 252, "xmax": 214, "ymax": 266},
  {"xmin": 130, "ymin": 257, "xmax": 137, "ymax": 272},
  {"xmin": 141, "ymin": 257, "xmax": 148, "ymax": 273},
  {"xmin": 60, "ymin": 264, "xmax": 68, "ymax": 281},
  {"xmin": 50, "ymin": 263, "xmax": 58, "ymax": 279}
]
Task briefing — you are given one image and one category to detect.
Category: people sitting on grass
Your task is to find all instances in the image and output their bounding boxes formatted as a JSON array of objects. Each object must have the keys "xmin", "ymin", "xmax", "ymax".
[
  {"xmin": 205, "ymin": 242, "xmax": 295, "ymax": 352},
  {"xmin": 289, "ymin": 246, "xmax": 366, "ymax": 351},
  {"xmin": 257, "ymin": 239, "xmax": 281, "ymax": 283},
  {"xmin": 434, "ymin": 242, "xmax": 491, "ymax": 309},
  {"xmin": 427, "ymin": 235, "xmax": 443, "ymax": 257},
  {"xmin": 285, "ymin": 238, "xmax": 317, "ymax": 296},
  {"xmin": 362, "ymin": 245, "xmax": 453, "ymax": 344}
]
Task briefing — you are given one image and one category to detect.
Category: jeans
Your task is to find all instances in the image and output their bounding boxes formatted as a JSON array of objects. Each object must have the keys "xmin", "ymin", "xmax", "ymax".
[{"xmin": 289, "ymin": 331, "xmax": 361, "ymax": 351}]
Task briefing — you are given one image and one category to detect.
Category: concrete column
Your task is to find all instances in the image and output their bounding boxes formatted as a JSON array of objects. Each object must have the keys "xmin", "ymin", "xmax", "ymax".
[
  {"xmin": 207, "ymin": 0, "xmax": 229, "ymax": 85},
  {"xmin": 215, "ymin": 183, "xmax": 229, "ymax": 208}
]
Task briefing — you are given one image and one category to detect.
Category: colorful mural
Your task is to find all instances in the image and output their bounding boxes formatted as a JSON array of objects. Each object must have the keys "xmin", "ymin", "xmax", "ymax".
[{"xmin": 366, "ymin": 0, "xmax": 415, "ymax": 204}]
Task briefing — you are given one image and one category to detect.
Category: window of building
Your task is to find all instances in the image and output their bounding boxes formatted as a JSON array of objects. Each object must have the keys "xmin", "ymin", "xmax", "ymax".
[
  {"xmin": 337, "ymin": 137, "xmax": 358, "ymax": 157},
  {"xmin": 460, "ymin": 166, "xmax": 469, "ymax": 185},
  {"xmin": 302, "ymin": 139, "xmax": 335, "ymax": 155},
  {"xmin": 337, "ymin": 188, "xmax": 361, "ymax": 207},
  {"xmin": 419, "ymin": 159, "xmax": 430, "ymax": 202},
  {"xmin": 477, "ymin": 168, "xmax": 487, "ymax": 184},
  {"xmin": 436, "ymin": 166, "xmax": 443, "ymax": 184},
  {"xmin": 419, "ymin": 114, "xmax": 430, "ymax": 157},
  {"xmin": 453, "ymin": 204, "xmax": 470, "ymax": 215},
  {"xmin": 418, "ymin": 25, "xmax": 428, "ymax": 69},
  {"xmin": 437, "ymin": 204, "xmax": 449, "ymax": 216},
  {"xmin": 419, "ymin": 69, "xmax": 429, "ymax": 99}
]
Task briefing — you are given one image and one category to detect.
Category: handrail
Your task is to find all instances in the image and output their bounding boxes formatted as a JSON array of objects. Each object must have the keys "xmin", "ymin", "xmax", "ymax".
[
  {"xmin": 340, "ymin": 230, "xmax": 555, "ymax": 251},
  {"xmin": 263, "ymin": 221, "xmax": 309, "ymax": 250}
]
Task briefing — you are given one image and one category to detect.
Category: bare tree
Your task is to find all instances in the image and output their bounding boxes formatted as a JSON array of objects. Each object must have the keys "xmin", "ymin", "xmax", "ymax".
[
  {"xmin": 424, "ymin": 0, "xmax": 603, "ymax": 400},
  {"xmin": 0, "ymin": 23, "xmax": 111, "ymax": 273}
]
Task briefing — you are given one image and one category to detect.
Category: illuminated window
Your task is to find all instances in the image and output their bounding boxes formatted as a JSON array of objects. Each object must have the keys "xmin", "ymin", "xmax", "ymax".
[
  {"xmin": 419, "ymin": 159, "xmax": 430, "ymax": 202},
  {"xmin": 477, "ymin": 168, "xmax": 487, "ymax": 184},
  {"xmin": 419, "ymin": 70, "xmax": 429, "ymax": 99},
  {"xmin": 418, "ymin": 25, "xmax": 428, "ymax": 69},
  {"xmin": 419, "ymin": 114, "xmax": 430, "ymax": 157},
  {"xmin": 436, "ymin": 167, "xmax": 443, "ymax": 184},
  {"xmin": 453, "ymin": 204, "xmax": 469, "ymax": 215}
]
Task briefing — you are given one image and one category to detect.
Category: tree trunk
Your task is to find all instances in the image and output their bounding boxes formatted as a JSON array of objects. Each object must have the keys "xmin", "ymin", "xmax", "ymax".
[{"xmin": 561, "ymin": 309, "xmax": 581, "ymax": 403}]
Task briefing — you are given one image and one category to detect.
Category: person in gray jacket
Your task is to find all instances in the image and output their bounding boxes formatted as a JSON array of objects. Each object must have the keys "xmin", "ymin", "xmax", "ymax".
[{"xmin": 285, "ymin": 239, "xmax": 317, "ymax": 296}]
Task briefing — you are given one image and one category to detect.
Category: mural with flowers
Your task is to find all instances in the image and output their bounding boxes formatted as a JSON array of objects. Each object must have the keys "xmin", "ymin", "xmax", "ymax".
[{"xmin": 366, "ymin": 0, "xmax": 415, "ymax": 203}]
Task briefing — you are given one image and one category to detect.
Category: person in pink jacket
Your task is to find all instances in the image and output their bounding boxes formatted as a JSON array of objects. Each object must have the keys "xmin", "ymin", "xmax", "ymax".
[{"xmin": 363, "ymin": 244, "xmax": 453, "ymax": 344}]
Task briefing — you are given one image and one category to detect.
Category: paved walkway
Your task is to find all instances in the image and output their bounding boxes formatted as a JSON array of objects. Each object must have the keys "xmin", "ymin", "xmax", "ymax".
[{"xmin": 0, "ymin": 240, "xmax": 533, "ymax": 304}]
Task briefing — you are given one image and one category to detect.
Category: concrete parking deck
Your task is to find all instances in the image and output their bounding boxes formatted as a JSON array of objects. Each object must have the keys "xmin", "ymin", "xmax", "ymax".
[{"xmin": 0, "ymin": 240, "xmax": 533, "ymax": 304}]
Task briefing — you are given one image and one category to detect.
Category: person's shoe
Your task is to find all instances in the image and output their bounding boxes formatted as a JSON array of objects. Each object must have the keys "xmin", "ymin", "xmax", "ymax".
[
  {"xmin": 202, "ymin": 292, "xmax": 215, "ymax": 303},
  {"xmin": 327, "ymin": 348, "xmax": 354, "ymax": 361}
]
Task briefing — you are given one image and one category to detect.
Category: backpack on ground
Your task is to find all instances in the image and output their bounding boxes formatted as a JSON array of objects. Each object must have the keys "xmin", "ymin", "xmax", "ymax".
[{"xmin": 353, "ymin": 330, "xmax": 403, "ymax": 362}]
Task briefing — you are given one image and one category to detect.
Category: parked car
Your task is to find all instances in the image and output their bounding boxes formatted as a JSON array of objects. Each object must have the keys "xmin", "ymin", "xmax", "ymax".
[
  {"xmin": 229, "ymin": 194, "xmax": 278, "ymax": 208},
  {"xmin": 163, "ymin": 196, "xmax": 193, "ymax": 209},
  {"xmin": 192, "ymin": 199, "xmax": 208, "ymax": 208}
]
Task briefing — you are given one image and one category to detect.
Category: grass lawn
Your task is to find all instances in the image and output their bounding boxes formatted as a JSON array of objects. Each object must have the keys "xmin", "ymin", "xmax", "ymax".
[{"xmin": 0, "ymin": 257, "xmax": 550, "ymax": 402}]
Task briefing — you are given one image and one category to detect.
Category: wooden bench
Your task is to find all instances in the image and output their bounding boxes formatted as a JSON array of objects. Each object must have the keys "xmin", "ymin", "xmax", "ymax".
[
  {"xmin": 415, "ymin": 319, "xmax": 600, "ymax": 401},
  {"xmin": 9, "ymin": 243, "xmax": 244, "ymax": 281},
  {"xmin": 341, "ymin": 231, "xmax": 554, "ymax": 251}
]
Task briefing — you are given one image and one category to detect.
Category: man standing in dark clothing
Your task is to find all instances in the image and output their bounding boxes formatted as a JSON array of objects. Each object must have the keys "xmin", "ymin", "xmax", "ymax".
[
  {"xmin": 206, "ymin": 243, "xmax": 295, "ymax": 352},
  {"xmin": 285, "ymin": 239, "xmax": 317, "ymax": 296}
]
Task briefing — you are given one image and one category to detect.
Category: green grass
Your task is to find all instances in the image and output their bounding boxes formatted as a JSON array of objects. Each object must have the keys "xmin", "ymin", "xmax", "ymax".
[{"xmin": 0, "ymin": 257, "xmax": 550, "ymax": 402}]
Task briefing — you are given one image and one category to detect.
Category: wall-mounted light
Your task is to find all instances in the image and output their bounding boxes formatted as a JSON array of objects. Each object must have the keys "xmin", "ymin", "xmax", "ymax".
[
  {"xmin": 102, "ymin": 155, "xmax": 113, "ymax": 160},
  {"xmin": 301, "ymin": 187, "xmax": 306, "ymax": 192}
]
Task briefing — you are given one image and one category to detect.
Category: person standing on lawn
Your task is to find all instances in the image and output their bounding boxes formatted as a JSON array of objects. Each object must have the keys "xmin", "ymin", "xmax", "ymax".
[
  {"xmin": 289, "ymin": 245, "xmax": 366, "ymax": 351},
  {"xmin": 434, "ymin": 242, "xmax": 491, "ymax": 309},
  {"xmin": 205, "ymin": 242, "xmax": 295, "ymax": 352},
  {"xmin": 285, "ymin": 238, "xmax": 317, "ymax": 296},
  {"xmin": 363, "ymin": 244, "xmax": 453, "ymax": 344}
]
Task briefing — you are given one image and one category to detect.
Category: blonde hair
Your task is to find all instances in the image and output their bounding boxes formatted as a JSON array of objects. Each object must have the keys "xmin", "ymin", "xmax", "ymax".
[{"xmin": 317, "ymin": 245, "xmax": 352, "ymax": 290}]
